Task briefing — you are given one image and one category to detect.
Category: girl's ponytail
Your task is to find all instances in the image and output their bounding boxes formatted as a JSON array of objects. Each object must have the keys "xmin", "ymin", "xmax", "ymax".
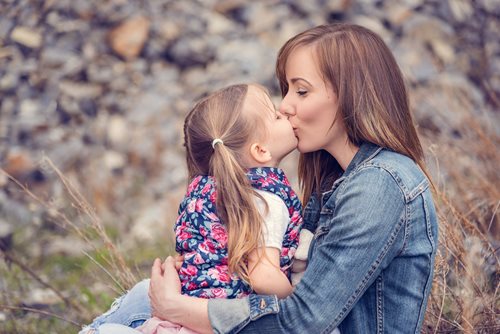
[{"xmin": 210, "ymin": 143, "xmax": 264, "ymax": 284}]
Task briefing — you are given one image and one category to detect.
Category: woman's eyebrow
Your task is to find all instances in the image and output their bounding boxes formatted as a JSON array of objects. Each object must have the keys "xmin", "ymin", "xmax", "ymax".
[{"xmin": 290, "ymin": 77, "xmax": 312, "ymax": 86}]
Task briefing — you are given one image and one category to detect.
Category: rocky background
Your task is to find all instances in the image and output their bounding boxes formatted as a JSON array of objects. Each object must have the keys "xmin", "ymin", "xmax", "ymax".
[{"xmin": 0, "ymin": 0, "xmax": 499, "ymax": 332}]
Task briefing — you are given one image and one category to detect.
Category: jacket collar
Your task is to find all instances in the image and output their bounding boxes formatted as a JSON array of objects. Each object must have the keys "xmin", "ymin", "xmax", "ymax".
[
  {"xmin": 324, "ymin": 142, "xmax": 383, "ymax": 197},
  {"xmin": 342, "ymin": 142, "xmax": 383, "ymax": 178}
]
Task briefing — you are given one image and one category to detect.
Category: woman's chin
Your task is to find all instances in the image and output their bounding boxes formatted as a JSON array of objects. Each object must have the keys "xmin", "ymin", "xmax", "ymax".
[
  {"xmin": 297, "ymin": 146, "xmax": 311, "ymax": 154},
  {"xmin": 296, "ymin": 142, "xmax": 313, "ymax": 154}
]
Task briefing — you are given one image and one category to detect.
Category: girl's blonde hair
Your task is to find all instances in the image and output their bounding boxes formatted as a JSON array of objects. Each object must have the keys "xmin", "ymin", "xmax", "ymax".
[
  {"xmin": 183, "ymin": 84, "xmax": 266, "ymax": 283},
  {"xmin": 276, "ymin": 23, "xmax": 431, "ymax": 204}
]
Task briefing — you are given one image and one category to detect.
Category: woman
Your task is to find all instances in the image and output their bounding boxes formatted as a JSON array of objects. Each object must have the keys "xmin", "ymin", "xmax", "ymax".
[{"xmin": 82, "ymin": 23, "xmax": 438, "ymax": 334}]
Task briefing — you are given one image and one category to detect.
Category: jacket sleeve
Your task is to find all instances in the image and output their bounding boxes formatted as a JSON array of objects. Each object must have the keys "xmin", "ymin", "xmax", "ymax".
[{"xmin": 208, "ymin": 166, "xmax": 408, "ymax": 333}]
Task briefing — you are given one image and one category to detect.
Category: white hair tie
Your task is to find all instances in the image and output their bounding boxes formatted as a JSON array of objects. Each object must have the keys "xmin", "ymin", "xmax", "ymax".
[{"xmin": 211, "ymin": 138, "xmax": 224, "ymax": 148}]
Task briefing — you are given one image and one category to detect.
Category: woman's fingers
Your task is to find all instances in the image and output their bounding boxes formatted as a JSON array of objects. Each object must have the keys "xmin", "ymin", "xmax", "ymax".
[
  {"xmin": 163, "ymin": 257, "xmax": 182, "ymax": 294},
  {"xmin": 151, "ymin": 258, "xmax": 163, "ymax": 277},
  {"xmin": 153, "ymin": 255, "xmax": 182, "ymax": 273},
  {"xmin": 163, "ymin": 256, "xmax": 176, "ymax": 275}
]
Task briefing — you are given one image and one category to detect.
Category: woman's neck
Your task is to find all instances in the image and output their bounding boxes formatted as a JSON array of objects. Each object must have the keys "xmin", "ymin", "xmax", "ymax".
[{"xmin": 326, "ymin": 138, "xmax": 359, "ymax": 171}]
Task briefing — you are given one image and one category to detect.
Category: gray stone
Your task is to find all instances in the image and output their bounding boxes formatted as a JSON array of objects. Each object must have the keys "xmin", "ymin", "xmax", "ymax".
[
  {"xmin": 86, "ymin": 57, "xmax": 116, "ymax": 84},
  {"xmin": 107, "ymin": 116, "xmax": 128, "ymax": 146},
  {"xmin": 103, "ymin": 150, "xmax": 126, "ymax": 171},
  {"xmin": 45, "ymin": 137, "xmax": 86, "ymax": 170},
  {"xmin": 394, "ymin": 40, "xmax": 439, "ymax": 82},
  {"xmin": 214, "ymin": 38, "xmax": 275, "ymax": 83},
  {"xmin": 353, "ymin": 15, "xmax": 392, "ymax": 43},
  {"xmin": 384, "ymin": 2, "xmax": 414, "ymax": 27},
  {"xmin": 436, "ymin": 72, "xmax": 485, "ymax": 109},
  {"xmin": 128, "ymin": 202, "xmax": 170, "ymax": 243},
  {"xmin": 0, "ymin": 191, "xmax": 33, "ymax": 227},
  {"xmin": 444, "ymin": 0, "xmax": 474, "ymax": 23},
  {"xmin": 0, "ymin": 218, "xmax": 13, "ymax": 239},
  {"xmin": 403, "ymin": 14, "xmax": 455, "ymax": 42},
  {"xmin": 0, "ymin": 72, "xmax": 19, "ymax": 91},
  {"xmin": 0, "ymin": 17, "xmax": 14, "ymax": 40},
  {"xmin": 59, "ymin": 80, "xmax": 103, "ymax": 99},
  {"xmin": 25, "ymin": 288, "xmax": 60, "ymax": 306},
  {"xmin": 46, "ymin": 11, "xmax": 89, "ymax": 33},
  {"xmin": 10, "ymin": 26, "xmax": 42, "ymax": 48},
  {"xmin": 167, "ymin": 36, "xmax": 216, "ymax": 68},
  {"xmin": 245, "ymin": 2, "xmax": 280, "ymax": 34},
  {"xmin": 477, "ymin": 0, "xmax": 500, "ymax": 12}
]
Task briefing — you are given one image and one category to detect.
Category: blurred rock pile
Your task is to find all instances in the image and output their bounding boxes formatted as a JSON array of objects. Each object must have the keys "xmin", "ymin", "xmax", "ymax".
[{"xmin": 0, "ymin": 0, "xmax": 499, "ymax": 251}]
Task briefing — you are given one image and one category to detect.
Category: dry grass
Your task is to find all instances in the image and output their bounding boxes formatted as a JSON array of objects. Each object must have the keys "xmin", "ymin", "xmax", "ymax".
[
  {"xmin": 419, "ymin": 87, "xmax": 499, "ymax": 333},
  {"xmin": 0, "ymin": 159, "xmax": 139, "ymax": 332}
]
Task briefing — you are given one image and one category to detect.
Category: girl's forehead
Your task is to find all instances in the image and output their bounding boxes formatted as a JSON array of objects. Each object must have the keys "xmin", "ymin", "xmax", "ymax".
[{"xmin": 246, "ymin": 85, "xmax": 275, "ymax": 111}]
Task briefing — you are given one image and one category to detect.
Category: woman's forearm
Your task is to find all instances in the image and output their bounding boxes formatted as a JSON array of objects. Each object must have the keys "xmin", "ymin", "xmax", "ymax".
[{"xmin": 149, "ymin": 257, "xmax": 212, "ymax": 333}]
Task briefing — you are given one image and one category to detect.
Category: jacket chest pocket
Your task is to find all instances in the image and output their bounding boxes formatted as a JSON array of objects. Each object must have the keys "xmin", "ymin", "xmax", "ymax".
[
  {"xmin": 315, "ymin": 224, "xmax": 330, "ymax": 240},
  {"xmin": 309, "ymin": 224, "xmax": 330, "ymax": 259}
]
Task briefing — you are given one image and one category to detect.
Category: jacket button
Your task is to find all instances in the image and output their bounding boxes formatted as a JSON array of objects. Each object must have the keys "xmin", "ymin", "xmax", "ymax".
[{"xmin": 259, "ymin": 298, "xmax": 267, "ymax": 309}]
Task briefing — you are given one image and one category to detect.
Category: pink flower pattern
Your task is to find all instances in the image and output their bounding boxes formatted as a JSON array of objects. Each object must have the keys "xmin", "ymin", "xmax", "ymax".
[{"xmin": 175, "ymin": 167, "xmax": 303, "ymax": 299}]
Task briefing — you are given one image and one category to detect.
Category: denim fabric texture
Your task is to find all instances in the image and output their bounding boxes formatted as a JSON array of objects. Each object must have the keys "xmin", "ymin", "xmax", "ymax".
[
  {"xmin": 79, "ymin": 279, "xmax": 151, "ymax": 333},
  {"xmin": 208, "ymin": 142, "xmax": 438, "ymax": 334}
]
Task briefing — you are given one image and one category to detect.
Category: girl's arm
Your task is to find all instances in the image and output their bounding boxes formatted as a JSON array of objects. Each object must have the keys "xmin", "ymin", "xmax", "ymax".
[
  {"xmin": 149, "ymin": 257, "xmax": 212, "ymax": 334},
  {"xmin": 247, "ymin": 247, "xmax": 293, "ymax": 299},
  {"xmin": 246, "ymin": 190, "xmax": 293, "ymax": 298}
]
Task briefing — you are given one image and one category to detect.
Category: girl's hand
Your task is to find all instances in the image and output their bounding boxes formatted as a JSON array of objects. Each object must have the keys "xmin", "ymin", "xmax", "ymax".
[
  {"xmin": 160, "ymin": 255, "xmax": 183, "ymax": 271},
  {"xmin": 149, "ymin": 257, "xmax": 182, "ymax": 320}
]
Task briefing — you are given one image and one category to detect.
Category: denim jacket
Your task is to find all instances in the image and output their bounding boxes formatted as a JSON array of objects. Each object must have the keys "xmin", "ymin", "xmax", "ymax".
[{"xmin": 208, "ymin": 142, "xmax": 438, "ymax": 334}]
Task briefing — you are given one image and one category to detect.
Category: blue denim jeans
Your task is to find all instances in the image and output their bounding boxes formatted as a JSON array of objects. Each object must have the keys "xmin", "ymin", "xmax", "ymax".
[{"xmin": 79, "ymin": 279, "xmax": 151, "ymax": 334}]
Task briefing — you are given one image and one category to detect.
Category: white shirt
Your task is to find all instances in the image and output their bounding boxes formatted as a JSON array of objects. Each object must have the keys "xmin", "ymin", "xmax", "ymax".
[{"xmin": 253, "ymin": 190, "xmax": 289, "ymax": 250}]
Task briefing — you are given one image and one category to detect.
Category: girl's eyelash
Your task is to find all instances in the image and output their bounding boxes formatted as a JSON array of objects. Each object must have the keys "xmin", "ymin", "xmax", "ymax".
[{"xmin": 296, "ymin": 89, "xmax": 307, "ymax": 96}]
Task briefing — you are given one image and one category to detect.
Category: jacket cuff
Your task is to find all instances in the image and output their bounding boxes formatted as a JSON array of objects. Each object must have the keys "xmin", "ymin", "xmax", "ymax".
[
  {"xmin": 248, "ymin": 294, "xmax": 279, "ymax": 320},
  {"xmin": 208, "ymin": 297, "xmax": 249, "ymax": 334},
  {"xmin": 208, "ymin": 295, "xmax": 279, "ymax": 334}
]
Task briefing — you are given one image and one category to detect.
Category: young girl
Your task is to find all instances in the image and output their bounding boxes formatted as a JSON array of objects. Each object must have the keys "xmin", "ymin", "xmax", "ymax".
[{"xmin": 136, "ymin": 83, "xmax": 304, "ymax": 334}]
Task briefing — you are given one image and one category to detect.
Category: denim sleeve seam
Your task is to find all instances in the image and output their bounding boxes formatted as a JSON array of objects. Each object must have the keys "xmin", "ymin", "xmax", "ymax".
[
  {"xmin": 407, "ymin": 179, "xmax": 429, "ymax": 202},
  {"xmin": 422, "ymin": 194, "xmax": 437, "ymax": 249},
  {"xmin": 398, "ymin": 201, "xmax": 411, "ymax": 256},
  {"xmin": 335, "ymin": 164, "xmax": 406, "ymax": 204}
]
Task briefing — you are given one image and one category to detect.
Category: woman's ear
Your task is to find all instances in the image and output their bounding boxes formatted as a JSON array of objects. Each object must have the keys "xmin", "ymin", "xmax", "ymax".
[{"xmin": 249, "ymin": 143, "xmax": 272, "ymax": 164}]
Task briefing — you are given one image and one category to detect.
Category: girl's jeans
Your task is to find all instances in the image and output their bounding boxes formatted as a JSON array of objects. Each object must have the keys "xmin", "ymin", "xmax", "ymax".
[{"xmin": 79, "ymin": 279, "xmax": 151, "ymax": 334}]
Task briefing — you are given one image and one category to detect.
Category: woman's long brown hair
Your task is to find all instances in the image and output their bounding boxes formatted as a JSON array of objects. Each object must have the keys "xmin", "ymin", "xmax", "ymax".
[
  {"xmin": 183, "ymin": 84, "xmax": 266, "ymax": 284},
  {"xmin": 276, "ymin": 23, "xmax": 430, "ymax": 204}
]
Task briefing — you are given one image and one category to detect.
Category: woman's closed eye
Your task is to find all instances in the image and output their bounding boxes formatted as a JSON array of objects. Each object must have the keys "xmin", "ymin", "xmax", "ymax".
[{"xmin": 296, "ymin": 89, "xmax": 308, "ymax": 96}]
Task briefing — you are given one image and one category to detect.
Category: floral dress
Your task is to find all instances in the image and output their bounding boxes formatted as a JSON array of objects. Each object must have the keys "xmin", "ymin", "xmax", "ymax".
[{"xmin": 175, "ymin": 167, "xmax": 303, "ymax": 299}]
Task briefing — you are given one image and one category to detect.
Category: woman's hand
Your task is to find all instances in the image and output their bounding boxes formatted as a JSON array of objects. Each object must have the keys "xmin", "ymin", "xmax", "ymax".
[
  {"xmin": 149, "ymin": 256, "xmax": 182, "ymax": 320},
  {"xmin": 149, "ymin": 256, "xmax": 213, "ymax": 333}
]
